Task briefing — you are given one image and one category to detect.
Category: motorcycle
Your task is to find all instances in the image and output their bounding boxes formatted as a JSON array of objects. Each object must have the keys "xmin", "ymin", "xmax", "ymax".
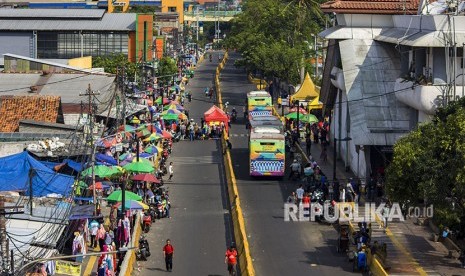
[
  {"xmin": 136, "ymin": 235, "xmax": 151, "ymax": 261},
  {"xmin": 143, "ymin": 212, "xmax": 152, "ymax": 233},
  {"xmin": 156, "ymin": 202, "xmax": 165, "ymax": 219},
  {"xmin": 311, "ymin": 189, "xmax": 325, "ymax": 222},
  {"xmin": 231, "ymin": 111, "xmax": 237, "ymax": 122}
]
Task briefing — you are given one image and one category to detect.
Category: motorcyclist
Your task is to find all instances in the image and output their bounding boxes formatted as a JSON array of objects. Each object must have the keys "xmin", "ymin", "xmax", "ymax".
[
  {"xmin": 288, "ymin": 159, "xmax": 301, "ymax": 180},
  {"xmin": 209, "ymin": 53, "xmax": 212, "ymax": 62}
]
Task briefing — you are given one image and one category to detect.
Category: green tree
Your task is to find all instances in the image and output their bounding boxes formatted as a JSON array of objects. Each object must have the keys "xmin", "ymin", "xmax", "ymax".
[
  {"xmin": 225, "ymin": 0, "xmax": 324, "ymax": 84},
  {"xmin": 92, "ymin": 54, "xmax": 137, "ymax": 80},
  {"xmin": 386, "ymin": 97, "xmax": 465, "ymax": 232},
  {"xmin": 157, "ymin": 57, "xmax": 178, "ymax": 84}
]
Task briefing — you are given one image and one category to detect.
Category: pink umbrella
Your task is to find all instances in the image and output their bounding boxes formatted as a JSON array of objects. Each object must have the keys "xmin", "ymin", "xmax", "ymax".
[
  {"xmin": 288, "ymin": 107, "xmax": 307, "ymax": 114},
  {"xmin": 132, "ymin": 173, "xmax": 160, "ymax": 184}
]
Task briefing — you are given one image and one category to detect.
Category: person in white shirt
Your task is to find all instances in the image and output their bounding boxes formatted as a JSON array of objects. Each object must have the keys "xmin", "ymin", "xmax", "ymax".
[{"xmin": 168, "ymin": 162, "xmax": 174, "ymax": 180}]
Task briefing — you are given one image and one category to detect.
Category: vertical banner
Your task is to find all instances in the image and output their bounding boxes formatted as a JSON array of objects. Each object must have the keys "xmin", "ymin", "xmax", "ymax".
[{"xmin": 155, "ymin": 37, "xmax": 164, "ymax": 59}]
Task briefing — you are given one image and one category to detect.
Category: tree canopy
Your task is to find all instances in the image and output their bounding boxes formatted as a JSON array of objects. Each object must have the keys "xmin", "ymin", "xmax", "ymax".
[
  {"xmin": 225, "ymin": 0, "xmax": 325, "ymax": 84},
  {"xmin": 386, "ymin": 97, "xmax": 465, "ymax": 233},
  {"xmin": 92, "ymin": 54, "xmax": 137, "ymax": 80},
  {"xmin": 157, "ymin": 57, "xmax": 178, "ymax": 84}
]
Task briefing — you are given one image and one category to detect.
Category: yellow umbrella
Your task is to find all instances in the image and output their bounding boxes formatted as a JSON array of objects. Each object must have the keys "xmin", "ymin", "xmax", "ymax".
[
  {"xmin": 130, "ymin": 116, "xmax": 140, "ymax": 124},
  {"xmin": 143, "ymin": 133, "xmax": 162, "ymax": 142}
]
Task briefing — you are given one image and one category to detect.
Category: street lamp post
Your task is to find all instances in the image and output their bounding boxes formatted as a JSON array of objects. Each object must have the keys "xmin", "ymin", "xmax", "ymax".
[
  {"xmin": 333, "ymin": 137, "xmax": 352, "ymax": 180},
  {"xmin": 295, "ymin": 100, "xmax": 300, "ymax": 138}
]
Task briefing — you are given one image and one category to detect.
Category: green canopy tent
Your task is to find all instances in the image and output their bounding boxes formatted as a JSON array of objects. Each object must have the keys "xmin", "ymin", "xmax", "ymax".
[
  {"xmin": 106, "ymin": 190, "xmax": 142, "ymax": 202},
  {"xmin": 81, "ymin": 165, "xmax": 121, "ymax": 178},
  {"xmin": 123, "ymin": 159, "xmax": 155, "ymax": 173}
]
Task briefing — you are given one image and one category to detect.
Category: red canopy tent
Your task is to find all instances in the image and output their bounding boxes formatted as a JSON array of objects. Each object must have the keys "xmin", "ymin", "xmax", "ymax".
[{"xmin": 204, "ymin": 105, "xmax": 229, "ymax": 133}]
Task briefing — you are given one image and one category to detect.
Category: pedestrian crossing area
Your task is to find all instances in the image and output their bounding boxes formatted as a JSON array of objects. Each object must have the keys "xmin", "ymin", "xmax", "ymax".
[{"xmin": 170, "ymin": 155, "xmax": 221, "ymax": 165}]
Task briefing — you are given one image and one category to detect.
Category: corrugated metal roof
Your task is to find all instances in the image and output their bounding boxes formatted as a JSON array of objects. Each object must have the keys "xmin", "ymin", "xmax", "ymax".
[
  {"xmin": 0, "ymin": 74, "xmax": 41, "ymax": 95},
  {"xmin": 0, "ymin": 8, "xmax": 105, "ymax": 19},
  {"xmin": 0, "ymin": 13, "xmax": 137, "ymax": 31},
  {"xmin": 0, "ymin": 73, "xmax": 116, "ymax": 104},
  {"xmin": 41, "ymin": 74, "xmax": 115, "ymax": 104}
]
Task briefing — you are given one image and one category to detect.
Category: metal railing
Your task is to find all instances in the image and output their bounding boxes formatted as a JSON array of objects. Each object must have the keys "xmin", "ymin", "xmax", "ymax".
[{"xmin": 184, "ymin": 11, "xmax": 241, "ymax": 17}]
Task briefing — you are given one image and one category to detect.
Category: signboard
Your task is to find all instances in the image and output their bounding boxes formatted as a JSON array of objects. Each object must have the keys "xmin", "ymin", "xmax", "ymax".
[
  {"xmin": 155, "ymin": 37, "xmax": 164, "ymax": 59},
  {"xmin": 55, "ymin": 260, "xmax": 81, "ymax": 276},
  {"xmin": 115, "ymin": 143, "xmax": 123, "ymax": 152},
  {"xmin": 281, "ymin": 98, "xmax": 289, "ymax": 106}
]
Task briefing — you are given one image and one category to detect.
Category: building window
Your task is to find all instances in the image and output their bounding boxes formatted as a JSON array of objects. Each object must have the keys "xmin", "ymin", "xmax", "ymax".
[
  {"xmin": 37, "ymin": 31, "xmax": 128, "ymax": 59},
  {"xmin": 168, "ymin": 6, "xmax": 177, "ymax": 12}
]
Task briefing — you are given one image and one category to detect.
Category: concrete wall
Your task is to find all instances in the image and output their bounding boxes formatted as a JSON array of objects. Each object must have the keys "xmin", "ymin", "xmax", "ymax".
[
  {"xmin": 63, "ymin": 114, "xmax": 82, "ymax": 126},
  {"xmin": 18, "ymin": 124, "xmax": 75, "ymax": 135},
  {"xmin": 68, "ymin": 56, "xmax": 92, "ymax": 69},
  {"xmin": 0, "ymin": 142, "xmax": 26, "ymax": 157}
]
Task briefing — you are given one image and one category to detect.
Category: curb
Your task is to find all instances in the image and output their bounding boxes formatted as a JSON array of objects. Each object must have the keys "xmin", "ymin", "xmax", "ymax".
[
  {"xmin": 216, "ymin": 52, "xmax": 256, "ymax": 276},
  {"xmin": 373, "ymin": 212, "xmax": 427, "ymax": 275},
  {"xmin": 268, "ymin": 96, "xmax": 389, "ymax": 275},
  {"xmin": 121, "ymin": 214, "xmax": 142, "ymax": 275}
]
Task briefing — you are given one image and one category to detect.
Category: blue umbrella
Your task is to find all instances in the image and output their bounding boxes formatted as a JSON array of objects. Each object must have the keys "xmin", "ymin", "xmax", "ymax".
[{"xmin": 96, "ymin": 153, "xmax": 118, "ymax": 166}]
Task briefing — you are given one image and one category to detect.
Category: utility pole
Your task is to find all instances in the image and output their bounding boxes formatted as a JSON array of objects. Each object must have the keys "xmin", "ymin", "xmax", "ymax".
[
  {"xmin": 0, "ymin": 195, "xmax": 24, "ymax": 274},
  {"xmin": 80, "ymin": 84, "xmax": 100, "ymax": 214}
]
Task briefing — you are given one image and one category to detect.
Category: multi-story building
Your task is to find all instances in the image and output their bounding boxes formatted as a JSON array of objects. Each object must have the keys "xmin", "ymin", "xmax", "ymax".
[
  {"xmin": 0, "ymin": 9, "xmax": 153, "ymax": 62},
  {"xmin": 319, "ymin": 0, "xmax": 465, "ymax": 179}
]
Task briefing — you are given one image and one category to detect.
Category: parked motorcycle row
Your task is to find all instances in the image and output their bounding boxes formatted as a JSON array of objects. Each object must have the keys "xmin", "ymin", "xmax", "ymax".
[{"xmin": 136, "ymin": 138, "xmax": 174, "ymax": 261}]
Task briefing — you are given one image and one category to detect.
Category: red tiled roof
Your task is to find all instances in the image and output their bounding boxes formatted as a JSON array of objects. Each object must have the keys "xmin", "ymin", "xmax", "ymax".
[
  {"xmin": 0, "ymin": 95, "xmax": 60, "ymax": 132},
  {"xmin": 320, "ymin": 0, "xmax": 420, "ymax": 14}
]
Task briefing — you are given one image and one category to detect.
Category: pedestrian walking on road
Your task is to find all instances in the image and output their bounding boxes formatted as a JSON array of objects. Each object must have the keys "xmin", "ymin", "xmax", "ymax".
[
  {"xmin": 305, "ymin": 135, "xmax": 312, "ymax": 156},
  {"xmin": 168, "ymin": 162, "xmax": 174, "ymax": 180},
  {"xmin": 320, "ymin": 146, "xmax": 328, "ymax": 163},
  {"xmin": 163, "ymin": 239, "xmax": 174, "ymax": 272}
]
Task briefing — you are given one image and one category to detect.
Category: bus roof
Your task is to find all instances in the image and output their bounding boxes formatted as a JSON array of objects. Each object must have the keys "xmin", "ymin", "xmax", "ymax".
[
  {"xmin": 247, "ymin": 91, "xmax": 271, "ymax": 97},
  {"xmin": 250, "ymin": 116, "xmax": 282, "ymax": 122},
  {"xmin": 250, "ymin": 132, "xmax": 285, "ymax": 140},
  {"xmin": 250, "ymin": 120, "xmax": 283, "ymax": 129},
  {"xmin": 251, "ymin": 126, "xmax": 282, "ymax": 134}
]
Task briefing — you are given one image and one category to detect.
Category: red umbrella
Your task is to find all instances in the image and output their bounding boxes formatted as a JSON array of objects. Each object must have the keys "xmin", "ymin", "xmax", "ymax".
[
  {"xmin": 88, "ymin": 182, "xmax": 103, "ymax": 190},
  {"xmin": 132, "ymin": 173, "xmax": 160, "ymax": 184},
  {"xmin": 162, "ymin": 130, "xmax": 173, "ymax": 139},
  {"xmin": 288, "ymin": 107, "xmax": 307, "ymax": 114}
]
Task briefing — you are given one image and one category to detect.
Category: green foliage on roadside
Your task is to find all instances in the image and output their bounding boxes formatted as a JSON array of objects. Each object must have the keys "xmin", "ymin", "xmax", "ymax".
[
  {"xmin": 386, "ymin": 97, "xmax": 465, "ymax": 234},
  {"xmin": 157, "ymin": 57, "xmax": 178, "ymax": 84},
  {"xmin": 225, "ymin": 0, "xmax": 325, "ymax": 84},
  {"xmin": 92, "ymin": 54, "xmax": 137, "ymax": 79}
]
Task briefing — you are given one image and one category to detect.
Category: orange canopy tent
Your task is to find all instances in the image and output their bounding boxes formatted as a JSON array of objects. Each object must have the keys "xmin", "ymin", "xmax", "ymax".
[{"xmin": 204, "ymin": 105, "xmax": 229, "ymax": 133}]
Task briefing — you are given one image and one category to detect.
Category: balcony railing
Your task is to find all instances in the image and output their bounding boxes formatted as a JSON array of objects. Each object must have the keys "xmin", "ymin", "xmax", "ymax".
[{"xmin": 184, "ymin": 11, "xmax": 241, "ymax": 17}]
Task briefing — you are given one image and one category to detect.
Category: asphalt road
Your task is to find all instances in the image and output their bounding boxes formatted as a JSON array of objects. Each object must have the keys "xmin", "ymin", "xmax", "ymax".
[
  {"xmin": 221, "ymin": 52, "xmax": 359, "ymax": 275},
  {"xmin": 137, "ymin": 51, "xmax": 234, "ymax": 276}
]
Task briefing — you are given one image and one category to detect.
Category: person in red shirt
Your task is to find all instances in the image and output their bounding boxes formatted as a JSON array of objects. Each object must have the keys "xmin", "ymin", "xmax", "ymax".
[
  {"xmin": 163, "ymin": 239, "xmax": 174, "ymax": 272},
  {"xmin": 225, "ymin": 245, "xmax": 238, "ymax": 276}
]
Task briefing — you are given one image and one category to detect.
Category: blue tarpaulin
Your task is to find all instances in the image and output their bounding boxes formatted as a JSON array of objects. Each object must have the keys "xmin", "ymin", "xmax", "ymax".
[
  {"xmin": 63, "ymin": 159, "xmax": 83, "ymax": 172},
  {"xmin": 40, "ymin": 159, "xmax": 83, "ymax": 173},
  {"xmin": 95, "ymin": 153, "xmax": 118, "ymax": 166},
  {"xmin": 0, "ymin": 152, "xmax": 75, "ymax": 197}
]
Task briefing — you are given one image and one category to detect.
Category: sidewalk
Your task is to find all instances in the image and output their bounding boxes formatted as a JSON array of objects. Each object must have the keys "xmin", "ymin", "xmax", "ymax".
[{"xmin": 273, "ymin": 101, "xmax": 463, "ymax": 275}]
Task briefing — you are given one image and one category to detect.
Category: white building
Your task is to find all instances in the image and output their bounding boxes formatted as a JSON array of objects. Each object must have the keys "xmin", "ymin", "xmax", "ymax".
[{"xmin": 319, "ymin": 0, "xmax": 465, "ymax": 179}]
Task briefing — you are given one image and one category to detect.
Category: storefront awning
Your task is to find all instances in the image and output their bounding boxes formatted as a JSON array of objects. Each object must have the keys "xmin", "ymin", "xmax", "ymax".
[
  {"xmin": 375, "ymin": 28, "xmax": 465, "ymax": 47},
  {"xmin": 374, "ymin": 28, "xmax": 419, "ymax": 44}
]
